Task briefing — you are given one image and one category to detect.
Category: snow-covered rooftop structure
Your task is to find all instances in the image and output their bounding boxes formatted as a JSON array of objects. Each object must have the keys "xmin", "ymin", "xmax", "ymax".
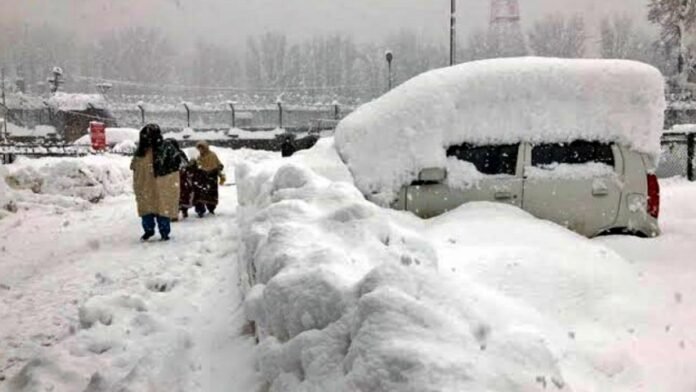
[
  {"xmin": 3, "ymin": 93, "xmax": 48, "ymax": 110},
  {"xmin": 47, "ymin": 92, "xmax": 107, "ymax": 111},
  {"xmin": 335, "ymin": 57, "xmax": 666, "ymax": 204}
]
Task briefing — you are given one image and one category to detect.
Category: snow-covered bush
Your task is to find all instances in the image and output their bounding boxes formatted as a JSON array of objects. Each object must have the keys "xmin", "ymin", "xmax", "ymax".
[
  {"xmin": 112, "ymin": 140, "xmax": 137, "ymax": 155},
  {"xmin": 335, "ymin": 57, "xmax": 666, "ymax": 205}
]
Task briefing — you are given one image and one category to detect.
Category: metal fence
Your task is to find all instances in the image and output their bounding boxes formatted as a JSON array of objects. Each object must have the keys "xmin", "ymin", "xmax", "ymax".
[
  {"xmin": 111, "ymin": 103, "xmax": 348, "ymax": 131},
  {"xmin": 3, "ymin": 133, "xmax": 696, "ymax": 182},
  {"xmin": 657, "ymin": 132, "xmax": 696, "ymax": 180}
]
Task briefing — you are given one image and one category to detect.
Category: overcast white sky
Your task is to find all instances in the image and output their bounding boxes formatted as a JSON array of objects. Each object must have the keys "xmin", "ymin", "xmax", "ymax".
[{"xmin": 2, "ymin": 0, "xmax": 652, "ymax": 47}]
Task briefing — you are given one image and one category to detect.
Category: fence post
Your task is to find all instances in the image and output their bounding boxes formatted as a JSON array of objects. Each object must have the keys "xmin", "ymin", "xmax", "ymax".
[
  {"xmin": 334, "ymin": 102, "xmax": 340, "ymax": 120},
  {"xmin": 277, "ymin": 101, "xmax": 283, "ymax": 129},
  {"xmin": 137, "ymin": 103, "xmax": 146, "ymax": 126},
  {"xmin": 183, "ymin": 102, "xmax": 191, "ymax": 128},
  {"xmin": 228, "ymin": 101, "xmax": 236, "ymax": 128},
  {"xmin": 688, "ymin": 132, "xmax": 695, "ymax": 181}
]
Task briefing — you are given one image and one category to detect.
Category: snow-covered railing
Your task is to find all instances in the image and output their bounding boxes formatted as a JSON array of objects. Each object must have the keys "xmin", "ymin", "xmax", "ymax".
[{"xmin": 0, "ymin": 143, "xmax": 90, "ymax": 164}]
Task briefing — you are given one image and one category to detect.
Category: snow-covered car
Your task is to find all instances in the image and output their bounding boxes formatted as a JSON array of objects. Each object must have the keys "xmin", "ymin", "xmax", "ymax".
[
  {"xmin": 335, "ymin": 57, "xmax": 666, "ymax": 237},
  {"xmin": 392, "ymin": 142, "xmax": 660, "ymax": 237}
]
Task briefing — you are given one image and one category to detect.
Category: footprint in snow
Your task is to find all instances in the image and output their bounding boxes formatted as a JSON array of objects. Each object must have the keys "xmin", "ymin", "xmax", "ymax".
[{"xmin": 146, "ymin": 278, "xmax": 178, "ymax": 293}]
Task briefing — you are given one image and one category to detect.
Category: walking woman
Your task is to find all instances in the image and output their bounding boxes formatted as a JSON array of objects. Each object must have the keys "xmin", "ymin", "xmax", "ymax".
[
  {"xmin": 192, "ymin": 141, "xmax": 225, "ymax": 217},
  {"xmin": 131, "ymin": 124, "xmax": 183, "ymax": 241},
  {"xmin": 165, "ymin": 139, "xmax": 195, "ymax": 219}
]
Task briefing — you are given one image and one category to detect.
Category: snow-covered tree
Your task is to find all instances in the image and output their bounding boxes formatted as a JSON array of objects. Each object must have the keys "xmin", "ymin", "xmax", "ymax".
[
  {"xmin": 97, "ymin": 27, "xmax": 175, "ymax": 85},
  {"xmin": 600, "ymin": 15, "xmax": 639, "ymax": 59},
  {"xmin": 599, "ymin": 15, "xmax": 672, "ymax": 74},
  {"xmin": 245, "ymin": 32, "xmax": 288, "ymax": 89},
  {"xmin": 648, "ymin": 0, "xmax": 696, "ymax": 82},
  {"xmin": 463, "ymin": 27, "xmax": 527, "ymax": 61},
  {"xmin": 383, "ymin": 30, "xmax": 447, "ymax": 84},
  {"xmin": 528, "ymin": 14, "xmax": 586, "ymax": 58}
]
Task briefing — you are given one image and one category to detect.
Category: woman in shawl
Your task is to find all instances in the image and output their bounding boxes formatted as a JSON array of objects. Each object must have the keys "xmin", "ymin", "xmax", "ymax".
[
  {"xmin": 164, "ymin": 139, "xmax": 195, "ymax": 219},
  {"xmin": 130, "ymin": 125, "xmax": 183, "ymax": 241},
  {"xmin": 192, "ymin": 141, "xmax": 226, "ymax": 217}
]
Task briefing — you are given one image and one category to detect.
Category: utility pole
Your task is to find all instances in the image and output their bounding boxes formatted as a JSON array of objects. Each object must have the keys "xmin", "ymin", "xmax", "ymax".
[
  {"xmin": 1, "ymin": 66, "xmax": 7, "ymax": 141},
  {"xmin": 450, "ymin": 0, "xmax": 457, "ymax": 66},
  {"xmin": 385, "ymin": 51, "xmax": 394, "ymax": 91}
]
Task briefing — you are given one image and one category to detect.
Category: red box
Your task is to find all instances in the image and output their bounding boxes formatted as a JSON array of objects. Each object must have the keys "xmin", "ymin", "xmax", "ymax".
[{"xmin": 89, "ymin": 121, "xmax": 106, "ymax": 151}]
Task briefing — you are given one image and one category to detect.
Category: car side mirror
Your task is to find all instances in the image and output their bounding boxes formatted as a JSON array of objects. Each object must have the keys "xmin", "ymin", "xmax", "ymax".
[{"xmin": 418, "ymin": 167, "xmax": 447, "ymax": 183}]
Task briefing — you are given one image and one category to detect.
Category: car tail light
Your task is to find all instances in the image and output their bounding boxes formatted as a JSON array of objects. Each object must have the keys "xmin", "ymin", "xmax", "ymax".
[{"xmin": 647, "ymin": 174, "xmax": 660, "ymax": 219}]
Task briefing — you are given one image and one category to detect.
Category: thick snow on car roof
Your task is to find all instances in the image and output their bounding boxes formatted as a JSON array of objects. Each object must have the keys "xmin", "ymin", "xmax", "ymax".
[{"xmin": 335, "ymin": 57, "xmax": 666, "ymax": 205}]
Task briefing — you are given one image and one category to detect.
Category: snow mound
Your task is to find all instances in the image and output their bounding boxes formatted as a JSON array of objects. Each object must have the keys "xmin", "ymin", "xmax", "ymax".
[
  {"xmin": 0, "ymin": 166, "xmax": 17, "ymax": 218},
  {"xmin": 229, "ymin": 128, "xmax": 284, "ymax": 140},
  {"xmin": 74, "ymin": 127, "xmax": 139, "ymax": 147},
  {"xmin": 7, "ymin": 123, "xmax": 57, "ymax": 138},
  {"xmin": 112, "ymin": 139, "xmax": 137, "ymax": 155},
  {"xmin": 164, "ymin": 128, "xmax": 230, "ymax": 141},
  {"xmin": 237, "ymin": 144, "xmax": 652, "ymax": 391},
  {"xmin": 335, "ymin": 57, "xmax": 666, "ymax": 205},
  {"xmin": 3, "ymin": 155, "xmax": 132, "ymax": 207},
  {"xmin": 670, "ymin": 123, "xmax": 696, "ymax": 134}
]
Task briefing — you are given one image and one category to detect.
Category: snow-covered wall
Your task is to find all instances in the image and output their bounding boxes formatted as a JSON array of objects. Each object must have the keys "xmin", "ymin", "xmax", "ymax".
[{"xmin": 335, "ymin": 57, "xmax": 666, "ymax": 205}]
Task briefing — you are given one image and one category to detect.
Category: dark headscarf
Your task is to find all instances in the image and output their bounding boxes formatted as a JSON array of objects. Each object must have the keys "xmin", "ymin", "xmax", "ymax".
[{"xmin": 135, "ymin": 124, "xmax": 163, "ymax": 157}]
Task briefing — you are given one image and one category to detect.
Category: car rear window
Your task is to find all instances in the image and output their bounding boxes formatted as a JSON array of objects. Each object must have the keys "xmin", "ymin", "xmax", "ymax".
[
  {"xmin": 446, "ymin": 143, "xmax": 519, "ymax": 175},
  {"xmin": 531, "ymin": 141, "xmax": 615, "ymax": 167}
]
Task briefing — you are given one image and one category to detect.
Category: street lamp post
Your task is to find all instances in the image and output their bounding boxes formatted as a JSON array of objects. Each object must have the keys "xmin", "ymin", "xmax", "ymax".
[
  {"xmin": 385, "ymin": 51, "xmax": 394, "ymax": 91},
  {"xmin": 450, "ymin": 0, "xmax": 456, "ymax": 66}
]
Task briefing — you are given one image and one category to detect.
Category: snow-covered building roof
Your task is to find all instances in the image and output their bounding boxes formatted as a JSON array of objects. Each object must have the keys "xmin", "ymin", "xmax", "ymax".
[
  {"xmin": 47, "ymin": 92, "xmax": 107, "ymax": 111},
  {"xmin": 3, "ymin": 93, "xmax": 48, "ymax": 110},
  {"xmin": 335, "ymin": 57, "xmax": 666, "ymax": 204}
]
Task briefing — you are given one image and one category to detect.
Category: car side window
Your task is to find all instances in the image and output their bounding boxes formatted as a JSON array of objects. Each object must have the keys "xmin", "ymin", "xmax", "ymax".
[
  {"xmin": 446, "ymin": 143, "xmax": 519, "ymax": 175},
  {"xmin": 531, "ymin": 141, "xmax": 615, "ymax": 167}
]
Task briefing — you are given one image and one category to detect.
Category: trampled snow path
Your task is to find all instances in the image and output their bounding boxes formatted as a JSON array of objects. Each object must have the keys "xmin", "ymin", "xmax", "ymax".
[{"xmin": 0, "ymin": 183, "xmax": 260, "ymax": 390}]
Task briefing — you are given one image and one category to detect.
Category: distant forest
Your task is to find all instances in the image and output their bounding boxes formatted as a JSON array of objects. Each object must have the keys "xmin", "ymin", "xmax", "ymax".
[{"xmin": 0, "ymin": 11, "xmax": 690, "ymax": 104}]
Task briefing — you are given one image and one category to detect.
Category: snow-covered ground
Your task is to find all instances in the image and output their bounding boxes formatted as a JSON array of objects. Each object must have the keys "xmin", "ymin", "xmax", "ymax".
[
  {"xmin": 2, "ymin": 143, "xmax": 696, "ymax": 391},
  {"xmin": 0, "ymin": 149, "xmax": 276, "ymax": 391}
]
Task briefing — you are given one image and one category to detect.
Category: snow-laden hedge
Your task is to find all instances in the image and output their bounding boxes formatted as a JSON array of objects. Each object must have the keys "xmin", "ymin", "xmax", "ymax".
[{"xmin": 236, "ymin": 141, "xmax": 652, "ymax": 391}]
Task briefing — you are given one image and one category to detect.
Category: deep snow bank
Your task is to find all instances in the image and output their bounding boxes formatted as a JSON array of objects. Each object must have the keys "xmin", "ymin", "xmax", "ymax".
[
  {"xmin": 3, "ymin": 155, "xmax": 132, "ymax": 211},
  {"xmin": 0, "ymin": 166, "xmax": 17, "ymax": 218},
  {"xmin": 236, "ymin": 140, "xmax": 653, "ymax": 391},
  {"xmin": 335, "ymin": 57, "xmax": 666, "ymax": 205}
]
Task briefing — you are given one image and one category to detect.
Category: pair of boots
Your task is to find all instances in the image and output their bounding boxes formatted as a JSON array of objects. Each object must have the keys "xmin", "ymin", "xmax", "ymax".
[
  {"xmin": 194, "ymin": 203, "xmax": 216, "ymax": 218},
  {"xmin": 141, "ymin": 214, "xmax": 171, "ymax": 242}
]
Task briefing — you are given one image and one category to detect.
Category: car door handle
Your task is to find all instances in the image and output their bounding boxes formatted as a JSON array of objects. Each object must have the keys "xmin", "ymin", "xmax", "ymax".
[
  {"xmin": 494, "ymin": 191, "xmax": 513, "ymax": 200},
  {"xmin": 593, "ymin": 188, "xmax": 609, "ymax": 197},
  {"xmin": 592, "ymin": 180, "xmax": 610, "ymax": 197}
]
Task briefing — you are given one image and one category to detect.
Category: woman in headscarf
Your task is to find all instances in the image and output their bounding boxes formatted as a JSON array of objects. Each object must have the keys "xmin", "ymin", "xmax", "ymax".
[
  {"xmin": 192, "ymin": 141, "xmax": 225, "ymax": 217},
  {"xmin": 130, "ymin": 124, "xmax": 183, "ymax": 241},
  {"xmin": 165, "ymin": 138, "xmax": 195, "ymax": 219}
]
